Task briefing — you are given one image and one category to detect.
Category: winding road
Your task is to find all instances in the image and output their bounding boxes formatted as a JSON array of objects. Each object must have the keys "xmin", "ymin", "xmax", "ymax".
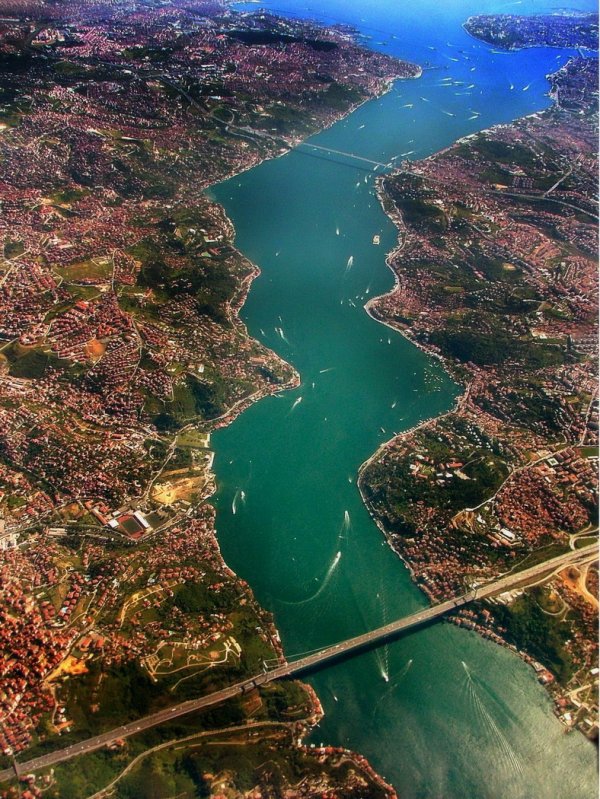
[{"xmin": 1, "ymin": 542, "xmax": 595, "ymax": 784}]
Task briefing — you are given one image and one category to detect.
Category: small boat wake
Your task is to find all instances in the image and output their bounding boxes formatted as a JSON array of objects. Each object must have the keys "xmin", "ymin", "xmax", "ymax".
[
  {"xmin": 275, "ymin": 326, "xmax": 290, "ymax": 344},
  {"xmin": 289, "ymin": 396, "xmax": 303, "ymax": 414},
  {"xmin": 279, "ymin": 550, "xmax": 343, "ymax": 606},
  {"xmin": 339, "ymin": 510, "xmax": 351, "ymax": 541},
  {"xmin": 462, "ymin": 662, "xmax": 524, "ymax": 776},
  {"xmin": 371, "ymin": 659, "xmax": 413, "ymax": 719}
]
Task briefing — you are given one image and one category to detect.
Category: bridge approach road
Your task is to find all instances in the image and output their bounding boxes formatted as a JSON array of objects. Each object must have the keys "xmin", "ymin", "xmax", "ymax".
[{"xmin": 0, "ymin": 542, "xmax": 595, "ymax": 783}]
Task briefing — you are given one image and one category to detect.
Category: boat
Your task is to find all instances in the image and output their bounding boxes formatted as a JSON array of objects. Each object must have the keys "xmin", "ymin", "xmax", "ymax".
[{"xmin": 372, "ymin": 234, "xmax": 381, "ymax": 245}]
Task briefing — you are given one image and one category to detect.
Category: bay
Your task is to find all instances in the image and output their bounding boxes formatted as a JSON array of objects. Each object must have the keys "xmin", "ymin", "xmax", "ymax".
[{"xmin": 209, "ymin": 2, "xmax": 599, "ymax": 796}]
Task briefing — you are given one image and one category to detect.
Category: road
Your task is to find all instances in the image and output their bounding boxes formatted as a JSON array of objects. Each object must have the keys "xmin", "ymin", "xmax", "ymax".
[
  {"xmin": 274, "ymin": 542, "xmax": 597, "ymax": 674},
  {"xmin": 296, "ymin": 141, "xmax": 393, "ymax": 170},
  {"xmin": 1, "ymin": 542, "xmax": 595, "ymax": 783}
]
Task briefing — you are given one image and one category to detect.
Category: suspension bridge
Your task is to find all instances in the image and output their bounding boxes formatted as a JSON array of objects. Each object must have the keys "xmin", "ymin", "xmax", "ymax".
[
  {"xmin": 295, "ymin": 141, "xmax": 396, "ymax": 171},
  {"xmin": 0, "ymin": 542, "xmax": 595, "ymax": 783},
  {"xmin": 218, "ymin": 114, "xmax": 398, "ymax": 172}
]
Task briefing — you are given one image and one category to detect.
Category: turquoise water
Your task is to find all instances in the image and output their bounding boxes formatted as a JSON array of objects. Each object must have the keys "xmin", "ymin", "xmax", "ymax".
[{"xmin": 209, "ymin": 2, "xmax": 599, "ymax": 797}]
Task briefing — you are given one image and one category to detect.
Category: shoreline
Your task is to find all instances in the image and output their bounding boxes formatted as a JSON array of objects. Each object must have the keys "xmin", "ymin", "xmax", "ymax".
[
  {"xmin": 203, "ymin": 65, "xmax": 422, "ymax": 195},
  {"xmin": 192, "ymin": 66, "xmax": 423, "ymax": 796},
  {"xmin": 200, "ymin": 68, "xmax": 422, "ymax": 436},
  {"xmin": 355, "ymin": 65, "xmax": 598, "ymax": 734},
  {"xmin": 357, "ymin": 184, "xmax": 587, "ymax": 735},
  {"xmin": 461, "ymin": 17, "xmax": 598, "ymax": 54}
]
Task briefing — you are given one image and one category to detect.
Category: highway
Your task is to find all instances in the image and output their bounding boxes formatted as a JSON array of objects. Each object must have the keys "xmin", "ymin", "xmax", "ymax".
[
  {"xmin": 0, "ymin": 542, "xmax": 595, "ymax": 783},
  {"xmin": 296, "ymin": 141, "xmax": 393, "ymax": 170},
  {"xmin": 276, "ymin": 543, "xmax": 597, "ymax": 675}
]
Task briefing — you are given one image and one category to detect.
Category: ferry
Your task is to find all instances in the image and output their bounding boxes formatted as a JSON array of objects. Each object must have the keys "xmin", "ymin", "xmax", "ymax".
[{"xmin": 372, "ymin": 234, "xmax": 381, "ymax": 245}]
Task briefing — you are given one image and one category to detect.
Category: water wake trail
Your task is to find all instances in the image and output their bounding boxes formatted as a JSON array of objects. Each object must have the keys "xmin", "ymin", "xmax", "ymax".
[
  {"xmin": 462, "ymin": 662, "xmax": 524, "ymax": 776},
  {"xmin": 379, "ymin": 581, "xmax": 390, "ymax": 680},
  {"xmin": 371, "ymin": 659, "xmax": 413, "ymax": 720},
  {"xmin": 279, "ymin": 550, "xmax": 343, "ymax": 606},
  {"xmin": 289, "ymin": 396, "xmax": 303, "ymax": 414},
  {"xmin": 275, "ymin": 326, "xmax": 290, "ymax": 344},
  {"xmin": 339, "ymin": 510, "xmax": 351, "ymax": 541}
]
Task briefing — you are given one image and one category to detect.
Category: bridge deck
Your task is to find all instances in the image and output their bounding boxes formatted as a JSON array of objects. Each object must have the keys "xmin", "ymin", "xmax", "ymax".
[
  {"xmin": 296, "ymin": 141, "xmax": 393, "ymax": 169},
  {"xmin": 0, "ymin": 543, "xmax": 595, "ymax": 783}
]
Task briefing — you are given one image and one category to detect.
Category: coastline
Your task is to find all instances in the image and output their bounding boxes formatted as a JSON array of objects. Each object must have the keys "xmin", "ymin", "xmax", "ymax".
[
  {"xmin": 355, "ymin": 66, "xmax": 598, "ymax": 732},
  {"xmin": 190, "ymin": 66, "xmax": 424, "ymax": 797},
  {"xmin": 200, "ymin": 69, "xmax": 422, "ymax": 435},
  {"xmin": 0, "ymin": 14, "xmax": 421, "ymax": 788},
  {"xmin": 461, "ymin": 17, "xmax": 598, "ymax": 53},
  {"xmin": 4, "ymin": 0, "xmax": 596, "ymax": 791},
  {"xmin": 203, "ymin": 66, "xmax": 422, "ymax": 194}
]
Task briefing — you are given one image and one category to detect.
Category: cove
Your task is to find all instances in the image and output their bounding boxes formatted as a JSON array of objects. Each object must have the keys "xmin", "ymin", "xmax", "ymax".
[{"xmin": 208, "ymin": 2, "xmax": 599, "ymax": 797}]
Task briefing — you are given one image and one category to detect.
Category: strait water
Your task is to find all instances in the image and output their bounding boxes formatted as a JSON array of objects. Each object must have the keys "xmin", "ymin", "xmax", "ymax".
[{"xmin": 209, "ymin": 2, "xmax": 599, "ymax": 797}]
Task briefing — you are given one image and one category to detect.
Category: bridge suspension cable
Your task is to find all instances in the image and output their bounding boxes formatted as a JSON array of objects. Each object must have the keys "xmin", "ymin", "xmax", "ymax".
[
  {"xmin": 297, "ymin": 141, "xmax": 393, "ymax": 169},
  {"xmin": 1, "ymin": 543, "xmax": 595, "ymax": 784}
]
